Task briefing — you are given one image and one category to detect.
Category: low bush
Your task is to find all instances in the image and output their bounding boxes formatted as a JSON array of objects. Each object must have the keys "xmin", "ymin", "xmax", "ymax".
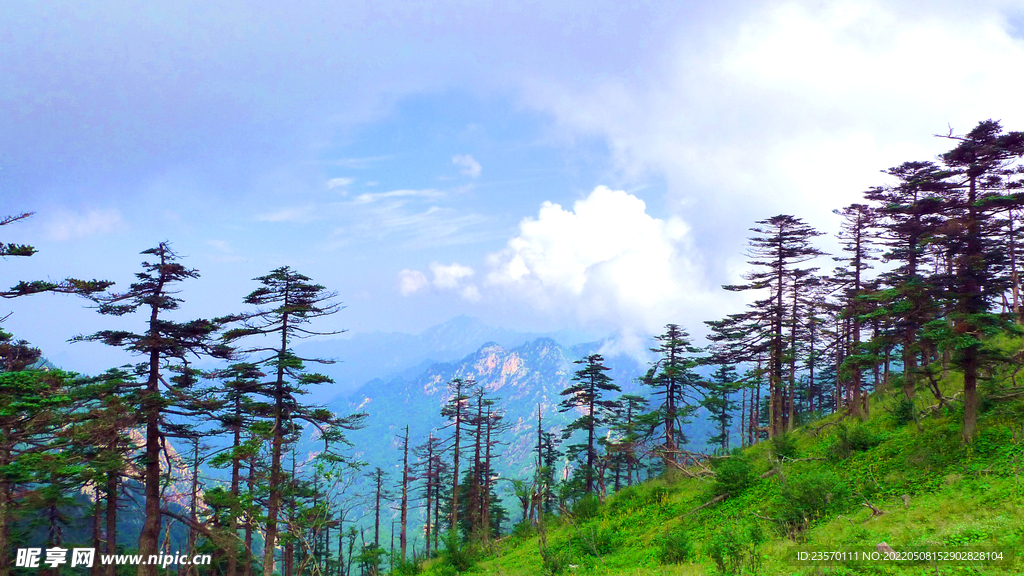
[
  {"xmin": 657, "ymin": 524, "xmax": 693, "ymax": 564},
  {"xmin": 711, "ymin": 454, "xmax": 752, "ymax": 498},
  {"xmin": 770, "ymin": 432, "xmax": 799, "ymax": 460},
  {"xmin": 571, "ymin": 493, "xmax": 601, "ymax": 520},
  {"xmin": 828, "ymin": 422, "xmax": 881, "ymax": 460},
  {"xmin": 704, "ymin": 523, "xmax": 764, "ymax": 575},
  {"xmin": 439, "ymin": 529, "xmax": 476, "ymax": 573},
  {"xmin": 774, "ymin": 469, "xmax": 851, "ymax": 532}
]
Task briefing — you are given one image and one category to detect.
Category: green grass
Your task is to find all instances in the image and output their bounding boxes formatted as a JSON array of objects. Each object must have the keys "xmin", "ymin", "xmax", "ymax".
[{"xmin": 421, "ymin": 365, "xmax": 1024, "ymax": 575}]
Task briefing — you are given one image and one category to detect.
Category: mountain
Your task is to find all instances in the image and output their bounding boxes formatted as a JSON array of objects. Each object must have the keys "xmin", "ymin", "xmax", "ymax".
[
  {"xmin": 317, "ymin": 334, "xmax": 724, "ymax": 546},
  {"xmin": 334, "ymin": 337, "xmax": 645, "ymax": 481},
  {"xmin": 291, "ymin": 316, "xmax": 600, "ymax": 404}
]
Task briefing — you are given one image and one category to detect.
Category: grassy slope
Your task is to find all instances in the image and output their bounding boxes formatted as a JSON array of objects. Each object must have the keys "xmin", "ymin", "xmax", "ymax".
[{"xmin": 423, "ymin": 362, "xmax": 1024, "ymax": 575}]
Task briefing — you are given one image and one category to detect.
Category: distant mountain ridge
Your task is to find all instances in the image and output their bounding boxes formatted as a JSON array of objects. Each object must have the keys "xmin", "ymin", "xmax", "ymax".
[{"xmin": 292, "ymin": 315, "xmax": 600, "ymax": 403}]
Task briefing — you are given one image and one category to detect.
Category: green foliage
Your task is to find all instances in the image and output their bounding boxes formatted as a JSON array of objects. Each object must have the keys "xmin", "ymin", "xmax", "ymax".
[
  {"xmin": 391, "ymin": 555, "xmax": 422, "ymax": 575},
  {"xmin": 539, "ymin": 547, "xmax": 569, "ymax": 576},
  {"xmin": 509, "ymin": 521, "xmax": 536, "ymax": 541},
  {"xmin": 710, "ymin": 454, "xmax": 752, "ymax": 498},
  {"xmin": 774, "ymin": 469, "xmax": 851, "ymax": 532},
  {"xmin": 891, "ymin": 396, "xmax": 916, "ymax": 426},
  {"xmin": 657, "ymin": 524, "xmax": 693, "ymax": 564},
  {"xmin": 440, "ymin": 528, "xmax": 476, "ymax": 573},
  {"xmin": 570, "ymin": 493, "xmax": 600, "ymax": 521},
  {"xmin": 770, "ymin": 432, "xmax": 799, "ymax": 460},
  {"xmin": 579, "ymin": 521, "xmax": 619, "ymax": 556},
  {"xmin": 827, "ymin": 422, "xmax": 882, "ymax": 460},
  {"xmin": 704, "ymin": 523, "xmax": 764, "ymax": 575}
]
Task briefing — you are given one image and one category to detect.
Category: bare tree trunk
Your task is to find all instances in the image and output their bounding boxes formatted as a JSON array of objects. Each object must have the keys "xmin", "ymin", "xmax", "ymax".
[{"xmin": 399, "ymin": 426, "xmax": 409, "ymax": 561}]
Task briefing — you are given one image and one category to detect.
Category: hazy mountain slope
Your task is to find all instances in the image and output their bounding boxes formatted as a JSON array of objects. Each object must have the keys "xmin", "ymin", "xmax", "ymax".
[{"xmin": 292, "ymin": 315, "xmax": 598, "ymax": 404}]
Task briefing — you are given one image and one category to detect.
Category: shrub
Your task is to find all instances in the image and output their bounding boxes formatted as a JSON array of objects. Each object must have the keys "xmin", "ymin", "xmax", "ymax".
[
  {"xmin": 440, "ymin": 529, "xmax": 476, "ymax": 572},
  {"xmin": 711, "ymin": 454, "xmax": 752, "ymax": 498},
  {"xmin": 774, "ymin": 470, "xmax": 850, "ymax": 532},
  {"xmin": 510, "ymin": 521, "xmax": 537, "ymax": 541},
  {"xmin": 571, "ymin": 493, "xmax": 601, "ymax": 520},
  {"xmin": 391, "ymin": 556, "xmax": 422, "ymax": 575},
  {"xmin": 585, "ymin": 523, "xmax": 619, "ymax": 556},
  {"xmin": 891, "ymin": 397, "xmax": 915, "ymax": 426},
  {"xmin": 540, "ymin": 547, "xmax": 569, "ymax": 575},
  {"xmin": 704, "ymin": 523, "xmax": 763, "ymax": 575},
  {"xmin": 828, "ymin": 422, "xmax": 881, "ymax": 460},
  {"xmin": 657, "ymin": 524, "xmax": 693, "ymax": 564},
  {"xmin": 770, "ymin": 432, "xmax": 799, "ymax": 460}
]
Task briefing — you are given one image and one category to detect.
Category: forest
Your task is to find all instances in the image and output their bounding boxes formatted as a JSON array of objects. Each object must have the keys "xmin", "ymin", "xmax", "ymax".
[{"xmin": 3, "ymin": 119, "xmax": 1024, "ymax": 576}]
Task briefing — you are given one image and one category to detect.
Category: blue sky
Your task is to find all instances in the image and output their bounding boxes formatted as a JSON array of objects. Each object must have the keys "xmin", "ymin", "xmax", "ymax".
[{"xmin": 3, "ymin": 0, "xmax": 1024, "ymax": 374}]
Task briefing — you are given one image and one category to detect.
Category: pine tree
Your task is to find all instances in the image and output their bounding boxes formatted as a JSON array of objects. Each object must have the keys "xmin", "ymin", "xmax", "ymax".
[
  {"xmin": 440, "ymin": 377, "xmax": 474, "ymax": 533},
  {"xmin": 832, "ymin": 204, "xmax": 881, "ymax": 419},
  {"xmin": 1, "ymin": 212, "xmax": 112, "ymax": 302},
  {"xmin": 75, "ymin": 243, "xmax": 232, "ymax": 576},
  {"xmin": 724, "ymin": 215, "xmax": 826, "ymax": 437},
  {"xmin": 221, "ymin": 266, "xmax": 365, "ymax": 576},
  {"xmin": 558, "ymin": 354, "xmax": 620, "ymax": 496},
  {"xmin": 641, "ymin": 324, "xmax": 703, "ymax": 467},
  {"xmin": 864, "ymin": 161, "xmax": 948, "ymax": 402},
  {"xmin": 933, "ymin": 120, "xmax": 1024, "ymax": 442},
  {"xmin": 702, "ymin": 364, "xmax": 741, "ymax": 453}
]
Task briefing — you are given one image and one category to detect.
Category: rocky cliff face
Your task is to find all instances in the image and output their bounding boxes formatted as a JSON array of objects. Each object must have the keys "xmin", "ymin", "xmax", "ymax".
[{"xmin": 336, "ymin": 336, "xmax": 643, "ymax": 481}]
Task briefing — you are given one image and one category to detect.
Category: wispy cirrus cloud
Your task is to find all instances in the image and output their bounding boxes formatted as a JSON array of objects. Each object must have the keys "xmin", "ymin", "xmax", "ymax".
[
  {"xmin": 352, "ymin": 188, "xmax": 445, "ymax": 204},
  {"xmin": 326, "ymin": 177, "xmax": 354, "ymax": 189}
]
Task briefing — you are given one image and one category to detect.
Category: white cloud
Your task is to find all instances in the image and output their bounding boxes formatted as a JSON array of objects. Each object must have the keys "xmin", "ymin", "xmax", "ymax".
[
  {"xmin": 397, "ymin": 269, "xmax": 429, "ymax": 295},
  {"xmin": 486, "ymin": 186, "xmax": 715, "ymax": 333},
  {"xmin": 47, "ymin": 208, "xmax": 123, "ymax": 241},
  {"xmin": 518, "ymin": 0, "xmax": 1024, "ymax": 255},
  {"xmin": 452, "ymin": 154, "xmax": 482, "ymax": 178},
  {"xmin": 327, "ymin": 177, "xmax": 354, "ymax": 189},
  {"xmin": 398, "ymin": 264, "xmax": 481, "ymax": 302},
  {"xmin": 352, "ymin": 189, "xmax": 444, "ymax": 204},
  {"xmin": 460, "ymin": 285, "xmax": 482, "ymax": 302},
  {"xmin": 430, "ymin": 262, "xmax": 475, "ymax": 289}
]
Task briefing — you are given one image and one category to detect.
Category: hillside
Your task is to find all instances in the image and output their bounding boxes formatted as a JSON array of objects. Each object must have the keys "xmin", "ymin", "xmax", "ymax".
[{"xmin": 420, "ymin": 369, "xmax": 1024, "ymax": 575}]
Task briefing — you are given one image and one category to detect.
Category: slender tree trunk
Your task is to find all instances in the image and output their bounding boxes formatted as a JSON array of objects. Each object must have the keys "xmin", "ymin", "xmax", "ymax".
[
  {"xmin": 450, "ymin": 389, "xmax": 462, "ymax": 532},
  {"xmin": 106, "ymin": 472, "xmax": 118, "ymax": 576},
  {"xmin": 264, "ymin": 303, "xmax": 291, "ymax": 576},
  {"xmin": 227, "ymin": 400, "xmax": 243, "ymax": 576},
  {"xmin": 586, "ymin": 390, "xmax": 595, "ymax": 494},
  {"xmin": 138, "ymin": 345, "xmax": 162, "ymax": 576},
  {"xmin": 400, "ymin": 426, "xmax": 409, "ymax": 561},
  {"xmin": 186, "ymin": 440, "xmax": 201, "ymax": 576},
  {"xmin": 91, "ymin": 496, "xmax": 102, "ymax": 576},
  {"xmin": 244, "ymin": 457, "xmax": 255, "ymax": 576},
  {"xmin": 0, "ymin": 431, "xmax": 12, "ymax": 576},
  {"xmin": 962, "ymin": 175, "xmax": 981, "ymax": 442}
]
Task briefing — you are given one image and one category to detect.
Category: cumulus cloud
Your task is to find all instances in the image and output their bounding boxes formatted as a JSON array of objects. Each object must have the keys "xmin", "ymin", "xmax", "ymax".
[
  {"xmin": 460, "ymin": 285, "xmax": 482, "ymax": 302},
  {"xmin": 518, "ymin": 0, "xmax": 1024, "ymax": 266},
  {"xmin": 397, "ymin": 269, "xmax": 429, "ymax": 295},
  {"xmin": 452, "ymin": 154, "xmax": 482, "ymax": 178},
  {"xmin": 430, "ymin": 262, "xmax": 475, "ymax": 289},
  {"xmin": 47, "ymin": 209, "xmax": 123, "ymax": 241},
  {"xmin": 486, "ymin": 186, "xmax": 714, "ymax": 333},
  {"xmin": 397, "ymin": 263, "xmax": 481, "ymax": 302}
]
